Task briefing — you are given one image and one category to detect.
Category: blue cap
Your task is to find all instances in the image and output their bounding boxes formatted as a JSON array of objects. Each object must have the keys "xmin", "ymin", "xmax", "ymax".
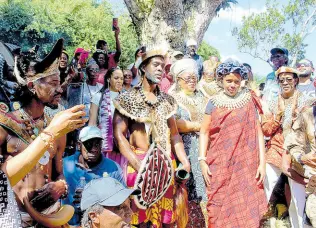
[
  {"xmin": 270, "ymin": 47, "xmax": 288, "ymax": 56},
  {"xmin": 80, "ymin": 177, "xmax": 140, "ymax": 211},
  {"xmin": 78, "ymin": 126, "xmax": 103, "ymax": 142}
]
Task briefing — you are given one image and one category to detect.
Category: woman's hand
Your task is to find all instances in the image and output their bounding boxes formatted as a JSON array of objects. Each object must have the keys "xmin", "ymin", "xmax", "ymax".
[
  {"xmin": 255, "ymin": 164, "xmax": 266, "ymax": 187},
  {"xmin": 45, "ymin": 105, "xmax": 88, "ymax": 139},
  {"xmin": 200, "ymin": 161, "xmax": 211, "ymax": 186}
]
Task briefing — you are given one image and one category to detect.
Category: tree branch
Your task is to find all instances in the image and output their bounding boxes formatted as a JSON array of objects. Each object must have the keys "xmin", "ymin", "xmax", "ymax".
[
  {"xmin": 240, "ymin": 49, "xmax": 271, "ymax": 66},
  {"xmin": 189, "ymin": 0, "xmax": 224, "ymax": 45},
  {"xmin": 123, "ymin": 0, "xmax": 143, "ymax": 22}
]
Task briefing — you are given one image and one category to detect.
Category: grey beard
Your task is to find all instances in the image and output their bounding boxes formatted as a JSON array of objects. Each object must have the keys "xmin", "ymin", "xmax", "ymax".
[
  {"xmin": 299, "ymin": 73, "xmax": 310, "ymax": 78},
  {"xmin": 145, "ymin": 71, "xmax": 160, "ymax": 84}
]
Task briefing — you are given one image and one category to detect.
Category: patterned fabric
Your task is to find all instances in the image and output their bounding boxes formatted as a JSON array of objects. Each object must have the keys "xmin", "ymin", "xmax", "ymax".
[
  {"xmin": 187, "ymin": 201, "xmax": 207, "ymax": 228},
  {"xmin": 171, "ymin": 90, "xmax": 208, "ymax": 227},
  {"xmin": 284, "ymin": 105, "xmax": 316, "ymax": 178},
  {"xmin": 262, "ymin": 91, "xmax": 312, "ymax": 169},
  {"xmin": 206, "ymin": 98, "xmax": 267, "ymax": 227},
  {"xmin": 127, "ymin": 147, "xmax": 177, "ymax": 227},
  {"xmin": 268, "ymin": 91, "xmax": 309, "ymax": 132},
  {"xmin": 133, "ymin": 144, "xmax": 174, "ymax": 209},
  {"xmin": 261, "ymin": 115, "xmax": 284, "ymax": 169},
  {"xmin": 0, "ymin": 171, "xmax": 22, "ymax": 228},
  {"xmin": 114, "ymin": 86, "xmax": 177, "ymax": 153},
  {"xmin": 216, "ymin": 59, "xmax": 249, "ymax": 80},
  {"xmin": 99, "ymin": 89, "xmax": 114, "ymax": 152}
]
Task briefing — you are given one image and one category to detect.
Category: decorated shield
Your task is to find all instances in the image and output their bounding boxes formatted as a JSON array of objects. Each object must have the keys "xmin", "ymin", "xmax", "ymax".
[
  {"xmin": 133, "ymin": 143, "xmax": 174, "ymax": 210},
  {"xmin": 67, "ymin": 82, "xmax": 84, "ymax": 108}
]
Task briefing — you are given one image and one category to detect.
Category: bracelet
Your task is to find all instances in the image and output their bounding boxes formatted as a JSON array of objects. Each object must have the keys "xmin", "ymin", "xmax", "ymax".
[
  {"xmin": 39, "ymin": 131, "xmax": 55, "ymax": 150},
  {"xmin": 198, "ymin": 156, "xmax": 207, "ymax": 161},
  {"xmin": 57, "ymin": 179, "xmax": 69, "ymax": 199}
]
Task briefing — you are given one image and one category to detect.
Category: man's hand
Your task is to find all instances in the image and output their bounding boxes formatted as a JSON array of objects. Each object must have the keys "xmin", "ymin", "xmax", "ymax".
[{"xmin": 115, "ymin": 27, "xmax": 120, "ymax": 37}]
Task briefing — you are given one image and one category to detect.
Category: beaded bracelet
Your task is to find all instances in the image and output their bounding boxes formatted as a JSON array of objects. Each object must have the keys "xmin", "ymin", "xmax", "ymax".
[
  {"xmin": 39, "ymin": 131, "xmax": 55, "ymax": 150},
  {"xmin": 57, "ymin": 179, "xmax": 69, "ymax": 199}
]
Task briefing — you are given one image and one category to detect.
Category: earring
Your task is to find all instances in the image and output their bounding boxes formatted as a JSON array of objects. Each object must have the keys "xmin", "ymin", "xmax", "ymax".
[{"xmin": 107, "ymin": 80, "xmax": 110, "ymax": 89}]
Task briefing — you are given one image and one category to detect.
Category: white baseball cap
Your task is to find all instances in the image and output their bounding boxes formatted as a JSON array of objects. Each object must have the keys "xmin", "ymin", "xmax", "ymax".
[{"xmin": 78, "ymin": 126, "xmax": 103, "ymax": 142}]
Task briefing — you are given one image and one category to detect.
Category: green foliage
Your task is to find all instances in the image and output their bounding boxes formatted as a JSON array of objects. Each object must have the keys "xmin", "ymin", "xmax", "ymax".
[
  {"xmin": 197, "ymin": 41, "xmax": 221, "ymax": 61},
  {"xmin": 0, "ymin": 0, "xmax": 139, "ymax": 68},
  {"xmin": 254, "ymin": 74, "xmax": 266, "ymax": 85},
  {"xmin": 135, "ymin": 0, "xmax": 154, "ymax": 15},
  {"xmin": 232, "ymin": 0, "xmax": 316, "ymax": 65}
]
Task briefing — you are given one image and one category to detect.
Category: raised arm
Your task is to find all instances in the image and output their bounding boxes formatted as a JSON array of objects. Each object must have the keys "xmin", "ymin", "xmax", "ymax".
[
  {"xmin": 113, "ymin": 27, "xmax": 121, "ymax": 63},
  {"xmin": 113, "ymin": 111, "xmax": 141, "ymax": 171}
]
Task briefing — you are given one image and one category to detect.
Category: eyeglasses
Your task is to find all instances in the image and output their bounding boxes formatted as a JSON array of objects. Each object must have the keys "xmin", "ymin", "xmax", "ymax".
[
  {"xmin": 89, "ymin": 68, "xmax": 99, "ymax": 72},
  {"xmin": 271, "ymin": 54, "xmax": 284, "ymax": 60},
  {"xmin": 178, "ymin": 76, "xmax": 197, "ymax": 83},
  {"xmin": 124, "ymin": 74, "xmax": 132, "ymax": 78},
  {"xmin": 278, "ymin": 78, "xmax": 294, "ymax": 84}
]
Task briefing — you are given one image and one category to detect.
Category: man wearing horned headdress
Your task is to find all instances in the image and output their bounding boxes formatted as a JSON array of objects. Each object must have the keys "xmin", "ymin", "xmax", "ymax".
[{"xmin": 0, "ymin": 39, "xmax": 71, "ymax": 227}]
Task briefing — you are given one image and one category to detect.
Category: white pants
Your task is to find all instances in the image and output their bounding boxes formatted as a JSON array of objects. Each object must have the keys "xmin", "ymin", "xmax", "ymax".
[
  {"xmin": 264, "ymin": 163, "xmax": 282, "ymax": 201},
  {"xmin": 288, "ymin": 179, "xmax": 312, "ymax": 228}
]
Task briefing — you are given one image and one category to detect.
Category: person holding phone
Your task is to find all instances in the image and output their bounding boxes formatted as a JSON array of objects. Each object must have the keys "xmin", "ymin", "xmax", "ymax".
[
  {"xmin": 0, "ymin": 39, "xmax": 88, "ymax": 227},
  {"xmin": 91, "ymin": 18, "xmax": 121, "ymax": 83}
]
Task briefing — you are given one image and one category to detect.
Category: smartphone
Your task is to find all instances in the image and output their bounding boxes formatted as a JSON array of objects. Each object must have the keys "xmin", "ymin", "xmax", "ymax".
[{"xmin": 112, "ymin": 18, "xmax": 118, "ymax": 31}]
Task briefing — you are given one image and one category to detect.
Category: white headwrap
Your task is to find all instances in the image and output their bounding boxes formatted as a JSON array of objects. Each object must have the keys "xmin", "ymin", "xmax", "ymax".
[{"xmin": 170, "ymin": 58, "xmax": 199, "ymax": 81}]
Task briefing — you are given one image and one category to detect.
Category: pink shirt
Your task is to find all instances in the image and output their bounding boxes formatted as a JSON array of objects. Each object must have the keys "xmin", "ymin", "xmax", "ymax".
[{"xmin": 160, "ymin": 77, "xmax": 172, "ymax": 93}]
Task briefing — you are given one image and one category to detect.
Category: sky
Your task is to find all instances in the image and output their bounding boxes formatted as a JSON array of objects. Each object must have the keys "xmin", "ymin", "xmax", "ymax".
[{"xmin": 109, "ymin": 0, "xmax": 316, "ymax": 78}]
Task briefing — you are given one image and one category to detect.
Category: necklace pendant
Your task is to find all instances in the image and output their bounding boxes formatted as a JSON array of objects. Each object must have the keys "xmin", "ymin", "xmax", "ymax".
[
  {"xmin": 39, "ymin": 151, "xmax": 50, "ymax": 166},
  {"xmin": 31, "ymin": 135, "xmax": 36, "ymax": 140}
]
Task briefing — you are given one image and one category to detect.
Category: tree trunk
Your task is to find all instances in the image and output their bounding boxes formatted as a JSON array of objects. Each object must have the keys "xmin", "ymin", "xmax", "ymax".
[{"xmin": 124, "ymin": 0, "xmax": 224, "ymax": 51}]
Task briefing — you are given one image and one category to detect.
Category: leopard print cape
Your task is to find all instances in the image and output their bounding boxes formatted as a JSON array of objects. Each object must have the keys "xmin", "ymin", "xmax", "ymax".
[{"xmin": 113, "ymin": 86, "xmax": 177, "ymax": 154}]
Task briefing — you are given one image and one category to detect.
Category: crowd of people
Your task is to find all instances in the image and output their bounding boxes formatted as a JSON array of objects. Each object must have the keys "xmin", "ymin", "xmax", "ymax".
[{"xmin": 0, "ymin": 24, "xmax": 316, "ymax": 228}]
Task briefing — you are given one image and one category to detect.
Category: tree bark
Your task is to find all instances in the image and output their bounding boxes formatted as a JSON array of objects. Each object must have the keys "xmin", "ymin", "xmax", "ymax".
[{"xmin": 124, "ymin": 0, "xmax": 224, "ymax": 51}]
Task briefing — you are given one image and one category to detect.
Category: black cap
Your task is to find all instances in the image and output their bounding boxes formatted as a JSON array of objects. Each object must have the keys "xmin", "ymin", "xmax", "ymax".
[{"xmin": 270, "ymin": 47, "xmax": 288, "ymax": 56}]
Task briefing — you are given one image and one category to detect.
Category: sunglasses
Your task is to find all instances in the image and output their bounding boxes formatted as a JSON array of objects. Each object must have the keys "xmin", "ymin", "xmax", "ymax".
[
  {"xmin": 271, "ymin": 54, "xmax": 284, "ymax": 60},
  {"xmin": 278, "ymin": 78, "xmax": 294, "ymax": 84},
  {"xmin": 297, "ymin": 63, "xmax": 312, "ymax": 68}
]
